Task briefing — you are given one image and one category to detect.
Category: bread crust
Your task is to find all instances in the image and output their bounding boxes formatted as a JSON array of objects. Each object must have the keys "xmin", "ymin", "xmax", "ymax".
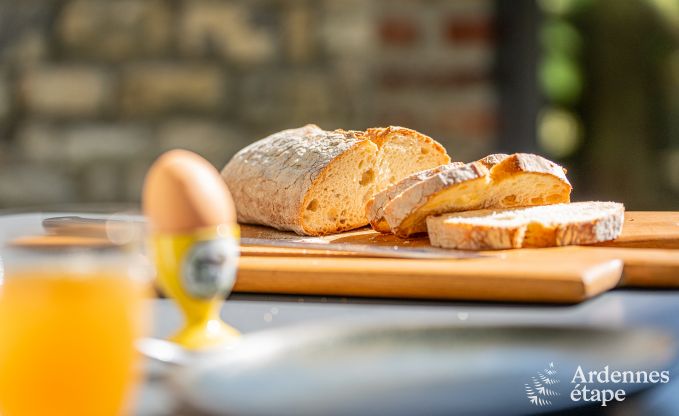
[
  {"xmin": 477, "ymin": 153, "xmax": 510, "ymax": 168},
  {"xmin": 556, "ymin": 206, "xmax": 624, "ymax": 246},
  {"xmin": 490, "ymin": 153, "xmax": 568, "ymax": 183},
  {"xmin": 427, "ymin": 221, "xmax": 526, "ymax": 250},
  {"xmin": 365, "ymin": 126, "xmax": 448, "ymax": 155}
]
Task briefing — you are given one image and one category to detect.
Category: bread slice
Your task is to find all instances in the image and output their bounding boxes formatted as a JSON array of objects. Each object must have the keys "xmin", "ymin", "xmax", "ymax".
[
  {"xmin": 221, "ymin": 125, "xmax": 449, "ymax": 236},
  {"xmin": 366, "ymin": 163, "xmax": 463, "ymax": 233},
  {"xmin": 366, "ymin": 153, "xmax": 510, "ymax": 233},
  {"xmin": 382, "ymin": 153, "xmax": 572, "ymax": 237},
  {"xmin": 427, "ymin": 202, "xmax": 625, "ymax": 250}
]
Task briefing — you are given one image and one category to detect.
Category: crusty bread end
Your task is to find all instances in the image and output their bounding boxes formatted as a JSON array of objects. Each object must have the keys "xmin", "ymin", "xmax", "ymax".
[{"xmin": 426, "ymin": 201, "xmax": 625, "ymax": 250}]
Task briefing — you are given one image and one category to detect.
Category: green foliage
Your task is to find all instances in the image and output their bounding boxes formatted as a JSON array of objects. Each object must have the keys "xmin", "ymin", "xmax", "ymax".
[
  {"xmin": 539, "ymin": 54, "xmax": 582, "ymax": 105},
  {"xmin": 540, "ymin": 19, "xmax": 583, "ymax": 56}
]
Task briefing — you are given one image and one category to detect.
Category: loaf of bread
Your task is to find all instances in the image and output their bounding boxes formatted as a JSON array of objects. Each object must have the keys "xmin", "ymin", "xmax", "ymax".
[
  {"xmin": 427, "ymin": 202, "xmax": 625, "ymax": 250},
  {"xmin": 221, "ymin": 125, "xmax": 449, "ymax": 235},
  {"xmin": 366, "ymin": 153, "xmax": 510, "ymax": 233},
  {"xmin": 381, "ymin": 153, "xmax": 572, "ymax": 237}
]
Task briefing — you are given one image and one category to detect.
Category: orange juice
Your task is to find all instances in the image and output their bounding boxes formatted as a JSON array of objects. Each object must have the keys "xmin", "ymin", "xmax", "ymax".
[{"xmin": 0, "ymin": 272, "xmax": 148, "ymax": 416}]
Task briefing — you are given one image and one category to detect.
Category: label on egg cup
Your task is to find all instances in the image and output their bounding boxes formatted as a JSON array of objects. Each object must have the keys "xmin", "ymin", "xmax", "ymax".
[{"xmin": 180, "ymin": 237, "xmax": 239, "ymax": 300}]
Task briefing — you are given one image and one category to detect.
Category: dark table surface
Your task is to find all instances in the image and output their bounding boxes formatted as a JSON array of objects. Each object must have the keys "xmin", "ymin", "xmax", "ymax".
[{"xmin": 137, "ymin": 289, "xmax": 679, "ymax": 416}]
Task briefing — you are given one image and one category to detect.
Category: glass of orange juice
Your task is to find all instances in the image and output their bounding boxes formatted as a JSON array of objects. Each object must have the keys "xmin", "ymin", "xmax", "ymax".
[{"xmin": 0, "ymin": 211, "xmax": 152, "ymax": 416}]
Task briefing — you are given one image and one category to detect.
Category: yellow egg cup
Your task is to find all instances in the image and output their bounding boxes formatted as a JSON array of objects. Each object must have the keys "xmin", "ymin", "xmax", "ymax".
[{"xmin": 151, "ymin": 225, "xmax": 240, "ymax": 350}]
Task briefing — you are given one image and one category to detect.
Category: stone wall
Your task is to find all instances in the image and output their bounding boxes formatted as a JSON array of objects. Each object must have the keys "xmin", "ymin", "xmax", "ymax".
[{"xmin": 0, "ymin": 0, "xmax": 496, "ymax": 207}]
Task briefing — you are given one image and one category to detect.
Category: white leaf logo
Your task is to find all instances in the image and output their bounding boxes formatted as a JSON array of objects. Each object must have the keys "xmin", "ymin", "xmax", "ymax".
[{"xmin": 525, "ymin": 362, "xmax": 560, "ymax": 406}]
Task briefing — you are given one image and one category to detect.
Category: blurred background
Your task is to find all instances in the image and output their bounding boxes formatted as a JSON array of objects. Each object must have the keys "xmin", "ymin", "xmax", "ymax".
[{"xmin": 0, "ymin": 0, "xmax": 677, "ymax": 209}]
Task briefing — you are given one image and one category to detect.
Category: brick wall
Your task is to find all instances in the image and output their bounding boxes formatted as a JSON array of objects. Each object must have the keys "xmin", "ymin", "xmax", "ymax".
[{"xmin": 0, "ymin": 0, "xmax": 496, "ymax": 207}]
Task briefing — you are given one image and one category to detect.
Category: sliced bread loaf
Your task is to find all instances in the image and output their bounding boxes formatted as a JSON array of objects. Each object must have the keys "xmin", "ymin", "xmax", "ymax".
[
  {"xmin": 221, "ymin": 125, "xmax": 449, "ymax": 236},
  {"xmin": 382, "ymin": 153, "xmax": 572, "ymax": 237},
  {"xmin": 426, "ymin": 201, "xmax": 625, "ymax": 250}
]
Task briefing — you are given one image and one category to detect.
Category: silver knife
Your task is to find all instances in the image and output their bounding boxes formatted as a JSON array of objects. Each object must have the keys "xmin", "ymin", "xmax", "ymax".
[
  {"xmin": 42, "ymin": 216, "xmax": 487, "ymax": 260},
  {"xmin": 240, "ymin": 237, "xmax": 485, "ymax": 260}
]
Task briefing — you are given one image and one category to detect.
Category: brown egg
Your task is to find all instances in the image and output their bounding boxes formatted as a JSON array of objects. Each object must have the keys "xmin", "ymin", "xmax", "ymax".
[{"xmin": 143, "ymin": 149, "xmax": 236, "ymax": 233}]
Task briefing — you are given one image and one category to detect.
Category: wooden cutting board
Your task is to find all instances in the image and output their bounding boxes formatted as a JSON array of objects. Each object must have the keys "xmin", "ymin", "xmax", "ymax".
[{"xmin": 233, "ymin": 211, "xmax": 679, "ymax": 303}]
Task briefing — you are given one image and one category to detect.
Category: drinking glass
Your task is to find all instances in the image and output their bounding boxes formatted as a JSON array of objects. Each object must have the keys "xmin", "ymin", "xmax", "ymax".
[{"xmin": 0, "ymin": 209, "xmax": 152, "ymax": 416}]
